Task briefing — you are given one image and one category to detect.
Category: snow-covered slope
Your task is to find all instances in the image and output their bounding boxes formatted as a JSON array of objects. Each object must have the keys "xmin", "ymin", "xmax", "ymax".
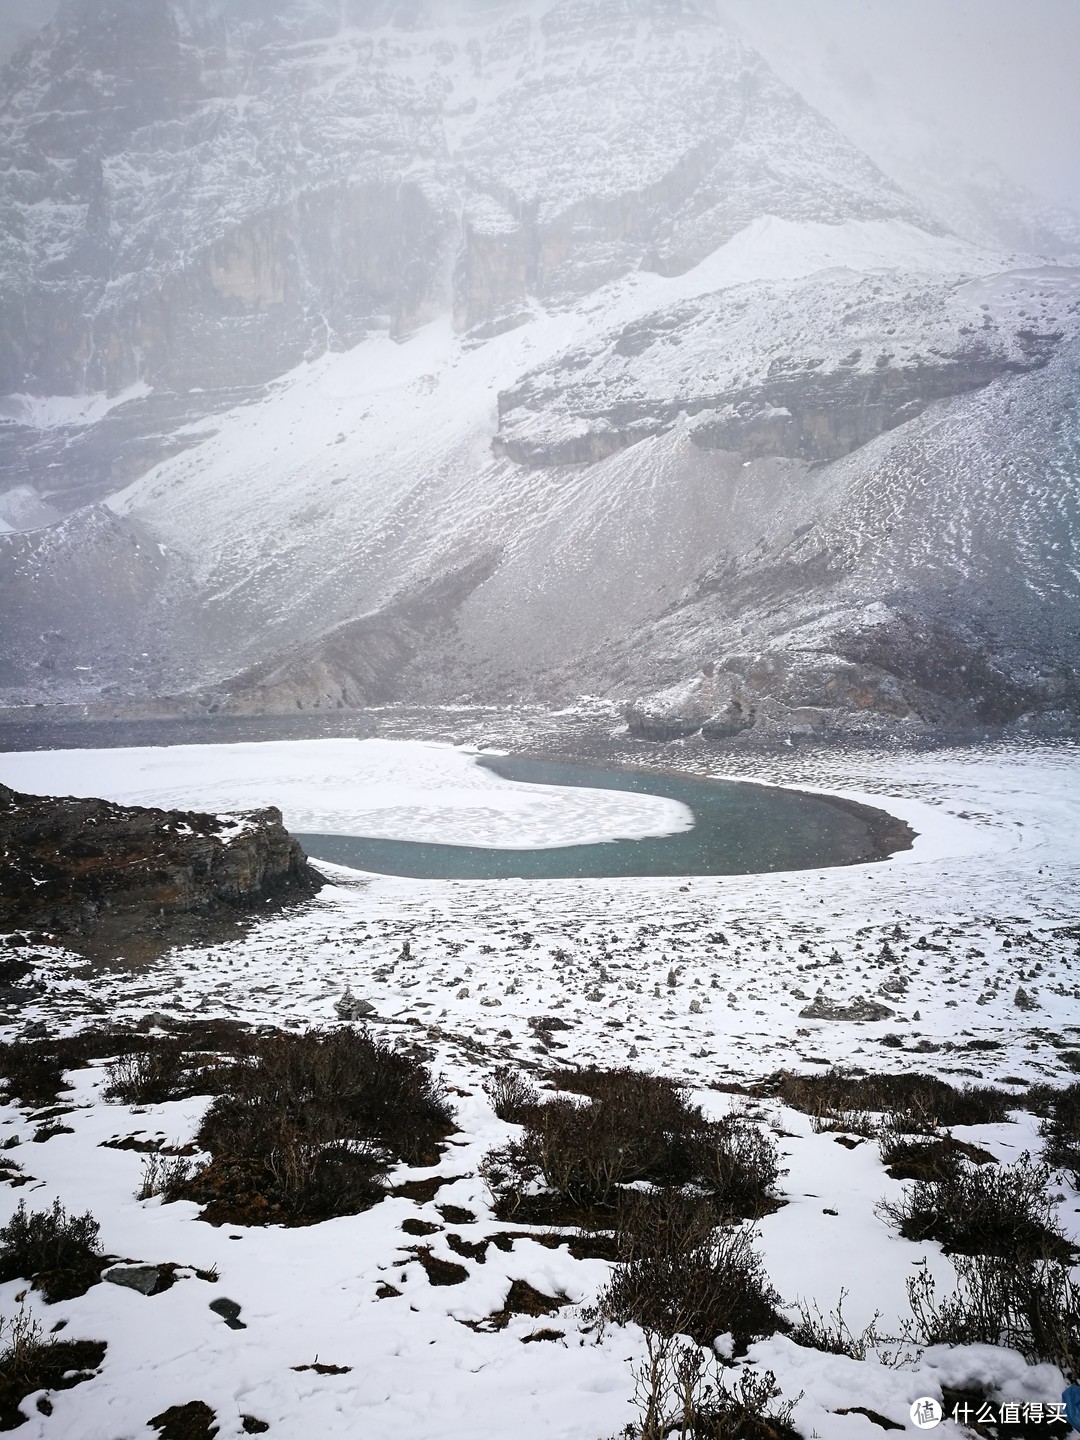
[{"xmin": 1, "ymin": 1, "xmax": 1078, "ymax": 734}]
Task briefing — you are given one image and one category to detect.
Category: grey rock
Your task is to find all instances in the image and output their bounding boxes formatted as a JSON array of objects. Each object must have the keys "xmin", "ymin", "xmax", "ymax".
[
  {"xmin": 334, "ymin": 989, "xmax": 376, "ymax": 1021},
  {"xmin": 0, "ymin": 782, "xmax": 322, "ymax": 950},
  {"xmin": 798, "ymin": 996, "xmax": 896, "ymax": 1022},
  {"xmin": 209, "ymin": 1297, "xmax": 246, "ymax": 1330},
  {"xmin": 103, "ymin": 1264, "xmax": 168, "ymax": 1296}
]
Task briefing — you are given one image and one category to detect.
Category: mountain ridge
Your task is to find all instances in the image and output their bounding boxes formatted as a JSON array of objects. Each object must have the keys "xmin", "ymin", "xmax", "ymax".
[{"xmin": 1, "ymin": 0, "xmax": 1078, "ymax": 740}]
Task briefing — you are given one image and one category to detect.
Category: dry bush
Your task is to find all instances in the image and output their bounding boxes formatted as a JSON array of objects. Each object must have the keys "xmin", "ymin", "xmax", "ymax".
[
  {"xmin": 599, "ymin": 1195, "xmax": 783, "ymax": 1350},
  {"xmin": 0, "ymin": 1021, "xmax": 254, "ymax": 1107},
  {"xmin": 762, "ymin": 1069, "xmax": 1014, "ymax": 1130},
  {"xmin": 809, "ymin": 1107, "xmax": 876, "ymax": 1138},
  {"xmin": 198, "ymin": 1027, "xmax": 450, "ymax": 1164},
  {"xmin": 105, "ymin": 1043, "xmax": 235, "ymax": 1105},
  {"xmin": 549, "ymin": 1065, "xmax": 689, "ymax": 1117},
  {"xmin": 0, "ymin": 1042, "xmax": 72, "ymax": 1109},
  {"xmin": 483, "ymin": 1067, "xmax": 780, "ymax": 1223},
  {"xmin": 628, "ymin": 1332, "xmax": 801, "ymax": 1440},
  {"xmin": 137, "ymin": 1152, "xmax": 194, "ymax": 1202},
  {"xmin": 172, "ymin": 1027, "xmax": 452, "ymax": 1225},
  {"xmin": 1039, "ymin": 1082, "xmax": 1080, "ymax": 1188},
  {"xmin": 613, "ymin": 1190, "xmax": 719, "ymax": 1266},
  {"xmin": 679, "ymin": 1114, "xmax": 781, "ymax": 1217},
  {"xmin": 877, "ymin": 1156, "xmax": 1072, "ymax": 1260},
  {"xmin": 483, "ymin": 1066, "xmax": 540, "ymax": 1122},
  {"xmin": 0, "ymin": 1301, "xmax": 107, "ymax": 1430},
  {"xmin": 908, "ymin": 1253, "xmax": 1080, "ymax": 1374},
  {"xmin": 877, "ymin": 1119, "xmax": 996, "ymax": 1183},
  {"xmin": 0, "ymin": 1199, "xmax": 104, "ymax": 1303},
  {"xmin": 787, "ymin": 1288, "xmax": 910, "ymax": 1365},
  {"xmin": 527, "ymin": 1093, "xmax": 670, "ymax": 1207}
]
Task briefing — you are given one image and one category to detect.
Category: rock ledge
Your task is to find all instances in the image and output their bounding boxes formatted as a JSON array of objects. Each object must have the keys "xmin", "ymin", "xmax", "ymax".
[{"xmin": 0, "ymin": 782, "xmax": 322, "ymax": 951}]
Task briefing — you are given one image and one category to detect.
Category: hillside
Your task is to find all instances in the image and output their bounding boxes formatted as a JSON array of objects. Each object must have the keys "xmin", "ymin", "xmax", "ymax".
[{"xmin": 1, "ymin": 0, "xmax": 1078, "ymax": 737}]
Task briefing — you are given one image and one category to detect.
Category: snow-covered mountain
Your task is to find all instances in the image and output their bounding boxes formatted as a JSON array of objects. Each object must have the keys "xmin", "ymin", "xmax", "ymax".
[{"xmin": 1, "ymin": 0, "xmax": 1078, "ymax": 735}]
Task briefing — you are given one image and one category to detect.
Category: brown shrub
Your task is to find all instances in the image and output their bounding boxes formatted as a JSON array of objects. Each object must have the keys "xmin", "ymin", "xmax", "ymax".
[
  {"xmin": 0, "ymin": 1304, "xmax": 106, "ymax": 1431},
  {"xmin": 173, "ymin": 1028, "xmax": 452, "ymax": 1225},
  {"xmin": 908, "ymin": 1253, "xmax": 1080, "ymax": 1373},
  {"xmin": 599, "ymin": 1197, "xmax": 783, "ymax": 1350},
  {"xmin": 1039, "ymin": 1081, "xmax": 1080, "ymax": 1187},
  {"xmin": 0, "ymin": 1199, "xmax": 104, "ymax": 1303},
  {"xmin": 0, "ymin": 1021, "xmax": 254, "ymax": 1107},
  {"xmin": 878, "ymin": 1157, "xmax": 1073, "ymax": 1260},
  {"xmin": 483, "ymin": 1066, "xmax": 540, "ymax": 1122},
  {"xmin": 760, "ymin": 1069, "xmax": 1014, "ymax": 1129},
  {"xmin": 482, "ymin": 1067, "xmax": 780, "ymax": 1223}
]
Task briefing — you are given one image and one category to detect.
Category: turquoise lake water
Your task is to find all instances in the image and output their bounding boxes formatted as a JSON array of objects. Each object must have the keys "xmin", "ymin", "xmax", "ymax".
[{"xmin": 295, "ymin": 755, "xmax": 907, "ymax": 880}]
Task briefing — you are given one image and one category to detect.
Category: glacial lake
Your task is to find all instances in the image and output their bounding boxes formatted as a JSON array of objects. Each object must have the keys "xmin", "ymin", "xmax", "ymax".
[{"xmin": 296, "ymin": 755, "xmax": 913, "ymax": 879}]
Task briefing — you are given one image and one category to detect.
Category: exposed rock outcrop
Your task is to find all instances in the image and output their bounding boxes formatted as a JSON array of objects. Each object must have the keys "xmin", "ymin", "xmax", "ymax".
[
  {"xmin": 798, "ymin": 996, "xmax": 896, "ymax": 1022},
  {"xmin": 626, "ymin": 668, "xmax": 756, "ymax": 741},
  {"xmin": 0, "ymin": 782, "xmax": 322, "ymax": 952},
  {"xmin": 493, "ymin": 273, "xmax": 1062, "ymax": 468}
]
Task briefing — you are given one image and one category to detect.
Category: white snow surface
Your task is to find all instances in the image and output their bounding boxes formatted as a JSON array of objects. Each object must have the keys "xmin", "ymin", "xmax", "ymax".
[
  {"xmin": 0, "ymin": 738, "xmax": 694, "ymax": 849},
  {"xmin": 1, "ymin": 739, "xmax": 1078, "ymax": 1440},
  {"xmin": 0, "ymin": 383, "xmax": 151, "ymax": 431}
]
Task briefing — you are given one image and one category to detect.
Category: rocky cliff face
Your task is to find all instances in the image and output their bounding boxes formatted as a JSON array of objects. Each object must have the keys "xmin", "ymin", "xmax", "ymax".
[
  {"xmin": 0, "ymin": 781, "xmax": 322, "ymax": 951},
  {"xmin": 2, "ymin": 1, "xmax": 1079, "ymax": 740},
  {"xmin": 0, "ymin": 0, "xmax": 926, "ymax": 408}
]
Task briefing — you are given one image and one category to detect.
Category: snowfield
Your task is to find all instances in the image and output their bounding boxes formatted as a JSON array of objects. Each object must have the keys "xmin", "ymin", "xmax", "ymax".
[
  {"xmin": 0, "ymin": 738, "xmax": 1078, "ymax": 1440},
  {"xmin": 0, "ymin": 738, "xmax": 694, "ymax": 849}
]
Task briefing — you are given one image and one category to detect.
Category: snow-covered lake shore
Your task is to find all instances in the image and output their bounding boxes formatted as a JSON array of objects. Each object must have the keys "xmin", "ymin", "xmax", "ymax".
[{"xmin": 0, "ymin": 737, "xmax": 1077, "ymax": 1440}]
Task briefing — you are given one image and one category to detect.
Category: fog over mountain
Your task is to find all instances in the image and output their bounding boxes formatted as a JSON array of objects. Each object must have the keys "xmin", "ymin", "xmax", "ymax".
[{"xmin": 1, "ymin": 0, "xmax": 1078, "ymax": 739}]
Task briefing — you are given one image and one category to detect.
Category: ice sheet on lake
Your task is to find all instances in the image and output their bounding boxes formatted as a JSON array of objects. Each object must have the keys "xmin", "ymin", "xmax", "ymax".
[{"xmin": 0, "ymin": 737, "xmax": 694, "ymax": 850}]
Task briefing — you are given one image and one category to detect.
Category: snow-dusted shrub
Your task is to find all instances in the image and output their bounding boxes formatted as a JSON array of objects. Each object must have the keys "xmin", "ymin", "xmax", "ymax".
[
  {"xmin": 0, "ymin": 1199, "xmax": 104, "ymax": 1302},
  {"xmin": 1039, "ymin": 1081, "xmax": 1080, "ymax": 1187},
  {"xmin": 877, "ymin": 1120, "xmax": 996, "ymax": 1183},
  {"xmin": 788, "ymin": 1289, "xmax": 893, "ymax": 1363},
  {"xmin": 612, "ymin": 1189, "xmax": 718, "ymax": 1266},
  {"xmin": 628, "ymin": 1334, "xmax": 801, "ymax": 1440},
  {"xmin": 548, "ymin": 1064, "xmax": 690, "ymax": 1116},
  {"xmin": 0, "ymin": 1302, "xmax": 44, "ymax": 1392},
  {"xmin": 173, "ymin": 1028, "xmax": 452, "ymax": 1225},
  {"xmin": 0, "ymin": 1022, "xmax": 254, "ymax": 1108},
  {"xmin": 532, "ymin": 1092, "xmax": 666, "ymax": 1207},
  {"xmin": 599, "ymin": 1200, "xmax": 783, "ymax": 1350},
  {"xmin": 681, "ymin": 1114, "xmax": 781, "ymax": 1217},
  {"xmin": 483, "ymin": 1068, "xmax": 781, "ymax": 1222},
  {"xmin": 907, "ymin": 1253, "xmax": 1080, "ymax": 1371},
  {"xmin": 766, "ymin": 1069, "xmax": 1014, "ymax": 1130},
  {"xmin": 483, "ymin": 1065, "xmax": 539, "ymax": 1122},
  {"xmin": 0, "ymin": 1301, "xmax": 106, "ymax": 1430},
  {"xmin": 0, "ymin": 1040, "xmax": 71, "ymax": 1108},
  {"xmin": 105, "ymin": 1042, "xmax": 234, "ymax": 1105},
  {"xmin": 877, "ymin": 1156, "xmax": 1070, "ymax": 1259},
  {"xmin": 136, "ymin": 1152, "xmax": 193, "ymax": 1202}
]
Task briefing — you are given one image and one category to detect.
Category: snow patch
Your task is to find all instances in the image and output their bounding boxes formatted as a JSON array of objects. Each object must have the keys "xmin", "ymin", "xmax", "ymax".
[{"xmin": 0, "ymin": 381, "xmax": 152, "ymax": 431}]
